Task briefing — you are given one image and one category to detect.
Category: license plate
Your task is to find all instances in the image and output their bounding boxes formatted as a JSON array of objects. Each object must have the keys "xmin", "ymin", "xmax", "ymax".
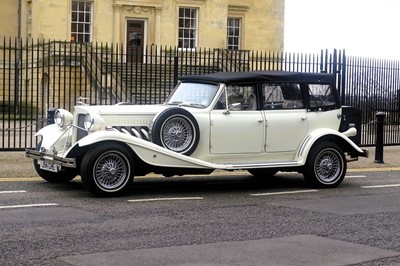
[{"xmin": 39, "ymin": 160, "xmax": 59, "ymax": 173}]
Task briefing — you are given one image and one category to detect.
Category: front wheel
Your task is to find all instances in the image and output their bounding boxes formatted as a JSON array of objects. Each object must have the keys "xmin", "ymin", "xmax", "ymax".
[
  {"xmin": 303, "ymin": 142, "xmax": 346, "ymax": 188},
  {"xmin": 80, "ymin": 143, "xmax": 134, "ymax": 197}
]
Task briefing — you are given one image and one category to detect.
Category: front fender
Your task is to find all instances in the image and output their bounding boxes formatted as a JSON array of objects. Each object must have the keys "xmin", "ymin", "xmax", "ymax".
[
  {"xmin": 76, "ymin": 130, "xmax": 218, "ymax": 169},
  {"xmin": 296, "ymin": 128, "xmax": 366, "ymax": 165},
  {"xmin": 35, "ymin": 124, "xmax": 70, "ymax": 149}
]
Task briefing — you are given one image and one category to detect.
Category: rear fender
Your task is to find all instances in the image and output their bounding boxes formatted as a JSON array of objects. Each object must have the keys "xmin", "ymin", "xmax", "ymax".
[{"xmin": 296, "ymin": 128, "xmax": 367, "ymax": 165}]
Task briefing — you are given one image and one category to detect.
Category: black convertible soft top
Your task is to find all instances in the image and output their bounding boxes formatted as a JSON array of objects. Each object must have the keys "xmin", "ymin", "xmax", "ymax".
[{"xmin": 179, "ymin": 71, "xmax": 335, "ymax": 85}]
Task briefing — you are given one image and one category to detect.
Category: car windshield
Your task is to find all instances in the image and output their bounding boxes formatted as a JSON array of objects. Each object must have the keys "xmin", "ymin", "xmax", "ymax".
[{"xmin": 165, "ymin": 82, "xmax": 219, "ymax": 108}]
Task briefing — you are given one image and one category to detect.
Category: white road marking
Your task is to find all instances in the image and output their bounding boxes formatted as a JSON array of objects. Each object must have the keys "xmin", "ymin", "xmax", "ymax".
[
  {"xmin": 0, "ymin": 190, "xmax": 27, "ymax": 194},
  {"xmin": 128, "ymin": 197, "xmax": 204, "ymax": 203},
  {"xmin": 361, "ymin": 184, "xmax": 400, "ymax": 189},
  {"xmin": 346, "ymin": 175, "xmax": 367, "ymax": 178},
  {"xmin": 250, "ymin": 189, "xmax": 319, "ymax": 197},
  {"xmin": 0, "ymin": 203, "xmax": 59, "ymax": 210}
]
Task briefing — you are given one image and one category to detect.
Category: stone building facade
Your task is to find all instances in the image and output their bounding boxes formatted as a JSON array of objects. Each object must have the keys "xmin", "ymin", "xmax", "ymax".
[{"xmin": 1, "ymin": 0, "xmax": 285, "ymax": 52}]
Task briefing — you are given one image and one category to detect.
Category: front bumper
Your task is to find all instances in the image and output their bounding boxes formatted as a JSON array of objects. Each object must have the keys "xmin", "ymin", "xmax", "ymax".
[{"xmin": 25, "ymin": 148, "xmax": 77, "ymax": 168}]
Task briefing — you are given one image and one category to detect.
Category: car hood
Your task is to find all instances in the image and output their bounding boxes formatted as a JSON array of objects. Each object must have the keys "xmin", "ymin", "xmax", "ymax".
[{"xmin": 74, "ymin": 104, "xmax": 169, "ymax": 116}]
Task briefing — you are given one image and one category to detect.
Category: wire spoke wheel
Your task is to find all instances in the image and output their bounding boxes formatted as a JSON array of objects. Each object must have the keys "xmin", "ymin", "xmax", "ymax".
[
  {"xmin": 304, "ymin": 142, "xmax": 346, "ymax": 188},
  {"xmin": 161, "ymin": 116, "xmax": 194, "ymax": 152},
  {"xmin": 94, "ymin": 151, "xmax": 129, "ymax": 190},
  {"xmin": 314, "ymin": 149, "xmax": 342, "ymax": 184},
  {"xmin": 152, "ymin": 108, "xmax": 200, "ymax": 155},
  {"xmin": 81, "ymin": 143, "xmax": 134, "ymax": 197}
]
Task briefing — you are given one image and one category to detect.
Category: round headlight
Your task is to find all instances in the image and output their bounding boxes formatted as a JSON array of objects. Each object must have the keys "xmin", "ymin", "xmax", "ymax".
[
  {"xmin": 83, "ymin": 112, "xmax": 104, "ymax": 131},
  {"xmin": 54, "ymin": 109, "xmax": 73, "ymax": 128}
]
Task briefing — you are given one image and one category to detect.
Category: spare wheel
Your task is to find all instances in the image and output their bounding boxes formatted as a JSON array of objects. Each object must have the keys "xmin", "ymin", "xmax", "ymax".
[{"xmin": 151, "ymin": 107, "xmax": 200, "ymax": 156}]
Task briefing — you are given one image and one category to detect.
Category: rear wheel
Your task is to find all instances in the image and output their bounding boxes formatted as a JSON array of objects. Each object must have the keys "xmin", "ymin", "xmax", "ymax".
[
  {"xmin": 303, "ymin": 142, "xmax": 346, "ymax": 188},
  {"xmin": 80, "ymin": 143, "xmax": 134, "ymax": 197}
]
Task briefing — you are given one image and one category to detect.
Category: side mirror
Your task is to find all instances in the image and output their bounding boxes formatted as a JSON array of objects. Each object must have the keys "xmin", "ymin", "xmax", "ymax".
[{"xmin": 224, "ymin": 103, "xmax": 241, "ymax": 115}]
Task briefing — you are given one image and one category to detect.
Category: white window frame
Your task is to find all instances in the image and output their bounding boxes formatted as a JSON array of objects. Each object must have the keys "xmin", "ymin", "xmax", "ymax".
[
  {"xmin": 178, "ymin": 7, "xmax": 198, "ymax": 50},
  {"xmin": 227, "ymin": 17, "xmax": 241, "ymax": 50},
  {"xmin": 71, "ymin": 1, "xmax": 93, "ymax": 43}
]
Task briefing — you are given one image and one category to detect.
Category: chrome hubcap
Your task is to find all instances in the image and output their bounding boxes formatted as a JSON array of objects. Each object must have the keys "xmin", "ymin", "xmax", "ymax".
[
  {"xmin": 315, "ymin": 149, "xmax": 342, "ymax": 184},
  {"xmin": 94, "ymin": 152, "xmax": 129, "ymax": 190},
  {"xmin": 162, "ymin": 116, "xmax": 193, "ymax": 152}
]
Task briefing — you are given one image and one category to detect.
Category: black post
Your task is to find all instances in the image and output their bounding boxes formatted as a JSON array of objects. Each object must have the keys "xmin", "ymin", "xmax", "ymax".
[
  {"xmin": 173, "ymin": 55, "xmax": 178, "ymax": 87},
  {"xmin": 374, "ymin": 112, "xmax": 386, "ymax": 163}
]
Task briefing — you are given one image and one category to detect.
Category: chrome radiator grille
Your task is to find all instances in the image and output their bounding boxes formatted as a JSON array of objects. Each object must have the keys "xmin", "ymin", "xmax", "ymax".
[{"xmin": 77, "ymin": 114, "xmax": 88, "ymax": 141}]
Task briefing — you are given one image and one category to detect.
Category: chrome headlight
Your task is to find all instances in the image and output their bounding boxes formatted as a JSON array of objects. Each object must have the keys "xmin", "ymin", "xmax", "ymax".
[
  {"xmin": 54, "ymin": 109, "xmax": 73, "ymax": 128},
  {"xmin": 83, "ymin": 112, "xmax": 104, "ymax": 131}
]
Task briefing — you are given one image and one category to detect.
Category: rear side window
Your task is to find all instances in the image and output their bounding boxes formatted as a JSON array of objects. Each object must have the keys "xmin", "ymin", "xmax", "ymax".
[
  {"xmin": 262, "ymin": 83, "xmax": 304, "ymax": 109},
  {"xmin": 308, "ymin": 84, "xmax": 339, "ymax": 110}
]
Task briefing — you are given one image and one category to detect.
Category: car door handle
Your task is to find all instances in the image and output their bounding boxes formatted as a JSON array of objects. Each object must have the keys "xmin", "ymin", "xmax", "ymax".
[
  {"xmin": 257, "ymin": 120, "xmax": 264, "ymax": 123},
  {"xmin": 301, "ymin": 117, "xmax": 307, "ymax": 121}
]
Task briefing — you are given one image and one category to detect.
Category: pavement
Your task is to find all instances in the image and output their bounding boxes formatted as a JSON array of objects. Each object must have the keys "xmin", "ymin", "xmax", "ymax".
[{"xmin": 0, "ymin": 146, "xmax": 399, "ymax": 179}]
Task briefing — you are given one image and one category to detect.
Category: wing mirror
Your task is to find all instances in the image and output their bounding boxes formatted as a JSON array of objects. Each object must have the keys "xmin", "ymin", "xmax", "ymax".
[{"xmin": 224, "ymin": 103, "xmax": 241, "ymax": 115}]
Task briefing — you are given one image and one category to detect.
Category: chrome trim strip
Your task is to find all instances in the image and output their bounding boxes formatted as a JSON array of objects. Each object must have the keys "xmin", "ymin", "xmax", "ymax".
[{"xmin": 225, "ymin": 161, "xmax": 302, "ymax": 170}]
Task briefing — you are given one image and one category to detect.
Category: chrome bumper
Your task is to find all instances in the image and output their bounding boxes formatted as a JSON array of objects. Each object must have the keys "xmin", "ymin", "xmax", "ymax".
[{"xmin": 25, "ymin": 148, "xmax": 77, "ymax": 168}]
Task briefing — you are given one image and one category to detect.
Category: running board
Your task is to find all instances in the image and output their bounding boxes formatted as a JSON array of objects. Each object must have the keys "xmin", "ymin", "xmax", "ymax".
[{"xmin": 224, "ymin": 161, "xmax": 302, "ymax": 170}]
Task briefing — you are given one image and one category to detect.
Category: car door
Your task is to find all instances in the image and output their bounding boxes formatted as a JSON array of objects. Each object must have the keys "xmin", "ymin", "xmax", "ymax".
[
  {"xmin": 210, "ymin": 85, "xmax": 265, "ymax": 154},
  {"xmin": 262, "ymin": 83, "xmax": 308, "ymax": 152}
]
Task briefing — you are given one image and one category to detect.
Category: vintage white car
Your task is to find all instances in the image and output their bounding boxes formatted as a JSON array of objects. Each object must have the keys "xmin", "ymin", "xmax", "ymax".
[{"xmin": 26, "ymin": 71, "xmax": 368, "ymax": 196}]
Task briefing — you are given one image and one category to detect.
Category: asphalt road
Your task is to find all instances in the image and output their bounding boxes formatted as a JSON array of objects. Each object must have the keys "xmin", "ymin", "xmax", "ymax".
[{"xmin": 2, "ymin": 169, "xmax": 400, "ymax": 265}]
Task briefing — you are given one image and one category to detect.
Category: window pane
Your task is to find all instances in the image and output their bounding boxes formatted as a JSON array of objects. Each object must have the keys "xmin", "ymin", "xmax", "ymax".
[
  {"xmin": 71, "ymin": 1, "xmax": 92, "ymax": 42},
  {"xmin": 85, "ymin": 13, "xmax": 91, "ymax": 23},
  {"xmin": 178, "ymin": 8, "xmax": 198, "ymax": 49},
  {"xmin": 227, "ymin": 18, "xmax": 241, "ymax": 50}
]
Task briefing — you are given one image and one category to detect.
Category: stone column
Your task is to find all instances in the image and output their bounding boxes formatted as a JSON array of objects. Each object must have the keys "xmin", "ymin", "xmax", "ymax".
[
  {"xmin": 113, "ymin": 4, "xmax": 122, "ymax": 43},
  {"xmin": 154, "ymin": 7, "xmax": 162, "ymax": 46}
]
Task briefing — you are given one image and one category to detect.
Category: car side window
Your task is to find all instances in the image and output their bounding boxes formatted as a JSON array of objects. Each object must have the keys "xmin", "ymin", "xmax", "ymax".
[
  {"xmin": 224, "ymin": 85, "xmax": 257, "ymax": 111},
  {"xmin": 262, "ymin": 83, "xmax": 304, "ymax": 110},
  {"xmin": 281, "ymin": 83, "xmax": 304, "ymax": 109},
  {"xmin": 308, "ymin": 84, "xmax": 337, "ymax": 109}
]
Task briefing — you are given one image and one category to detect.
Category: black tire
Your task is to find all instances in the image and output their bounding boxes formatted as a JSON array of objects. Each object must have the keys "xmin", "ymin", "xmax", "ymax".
[
  {"xmin": 248, "ymin": 168, "xmax": 278, "ymax": 177},
  {"xmin": 80, "ymin": 142, "xmax": 134, "ymax": 197},
  {"xmin": 303, "ymin": 141, "xmax": 346, "ymax": 188},
  {"xmin": 151, "ymin": 108, "xmax": 200, "ymax": 156},
  {"xmin": 33, "ymin": 143, "xmax": 77, "ymax": 183}
]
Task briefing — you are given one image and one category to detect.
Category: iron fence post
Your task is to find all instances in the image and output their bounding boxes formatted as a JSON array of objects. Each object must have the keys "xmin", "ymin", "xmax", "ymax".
[
  {"xmin": 374, "ymin": 112, "xmax": 386, "ymax": 163},
  {"xmin": 173, "ymin": 55, "xmax": 178, "ymax": 87}
]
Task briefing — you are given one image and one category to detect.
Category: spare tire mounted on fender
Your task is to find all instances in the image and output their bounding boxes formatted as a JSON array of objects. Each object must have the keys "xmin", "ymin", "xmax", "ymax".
[{"xmin": 151, "ymin": 107, "xmax": 200, "ymax": 156}]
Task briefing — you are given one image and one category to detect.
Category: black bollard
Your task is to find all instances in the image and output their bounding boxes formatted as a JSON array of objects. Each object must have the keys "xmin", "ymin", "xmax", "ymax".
[{"xmin": 374, "ymin": 112, "xmax": 386, "ymax": 163}]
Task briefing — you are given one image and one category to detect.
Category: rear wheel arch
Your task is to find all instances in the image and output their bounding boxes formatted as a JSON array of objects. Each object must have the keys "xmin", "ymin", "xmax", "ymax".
[{"xmin": 308, "ymin": 134, "xmax": 358, "ymax": 155}]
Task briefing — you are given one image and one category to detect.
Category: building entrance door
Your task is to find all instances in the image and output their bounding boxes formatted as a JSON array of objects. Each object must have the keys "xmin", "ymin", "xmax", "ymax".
[{"xmin": 127, "ymin": 20, "xmax": 144, "ymax": 62}]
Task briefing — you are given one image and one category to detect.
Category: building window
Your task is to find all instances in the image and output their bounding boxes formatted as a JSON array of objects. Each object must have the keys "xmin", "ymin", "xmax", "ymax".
[
  {"xmin": 71, "ymin": 1, "xmax": 92, "ymax": 42},
  {"xmin": 227, "ymin": 18, "xmax": 241, "ymax": 50},
  {"xmin": 178, "ymin": 7, "xmax": 198, "ymax": 49}
]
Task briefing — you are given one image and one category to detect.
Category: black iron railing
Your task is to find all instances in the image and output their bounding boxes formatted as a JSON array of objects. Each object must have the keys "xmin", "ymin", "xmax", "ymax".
[{"xmin": 1, "ymin": 38, "xmax": 399, "ymax": 150}]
